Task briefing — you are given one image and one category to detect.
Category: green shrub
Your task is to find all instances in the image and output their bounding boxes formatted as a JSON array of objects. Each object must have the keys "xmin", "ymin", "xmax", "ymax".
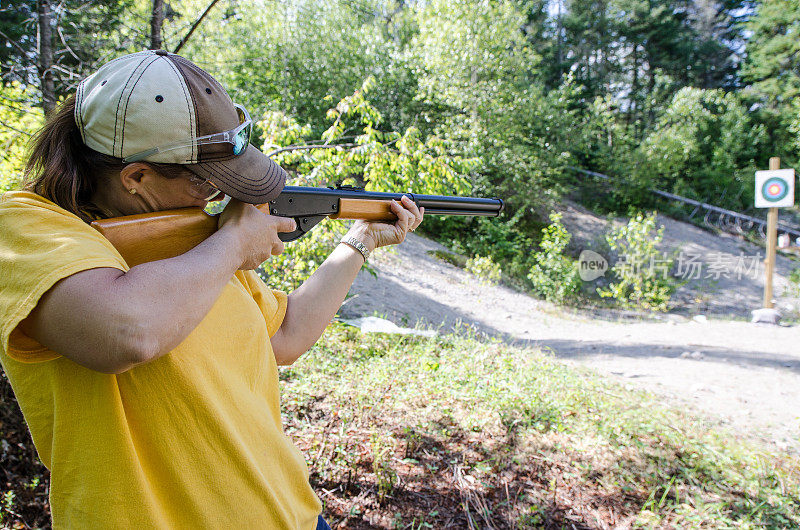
[
  {"xmin": 528, "ymin": 212, "xmax": 581, "ymax": 303},
  {"xmin": 465, "ymin": 254, "xmax": 501, "ymax": 285},
  {"xmin": 258, "ymin": 219, "xmax": 346, "ymax": 292},
  {"xmin": 421, "ymin": 209, "xmax": 543, "ymax": 290},
  {"xmin": 785, "ymin": 268, "xmax": 800, "ymax": 298},
  {"xmin": 634, "ymin": 87, "xmax": 766, "ymax": 211},
  {"xmin": 1, "ymin": 83, "xmax": 44, "ymax": 191},
  {"xmin": 597, "ymin": 212, "xmax": 674, "ymax": 311},
  {"xmin": 427, "ymin": 249, "xmax": 467, "ymax": 268},
  {"xmin": 254, "ymin": 80, "xmax": 475, "ymax": 291}
]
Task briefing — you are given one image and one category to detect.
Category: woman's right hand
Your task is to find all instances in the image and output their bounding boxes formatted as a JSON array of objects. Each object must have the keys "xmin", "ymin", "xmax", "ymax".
[{"xmin": 217, "ymin": 199, "xmax": 297, "ymax": 270}]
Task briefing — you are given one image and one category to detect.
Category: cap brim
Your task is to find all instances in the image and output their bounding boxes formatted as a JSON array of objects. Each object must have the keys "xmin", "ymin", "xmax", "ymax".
[{"xmin": 187, "ymin": 144, "xmax": 286, "ymax": 204}]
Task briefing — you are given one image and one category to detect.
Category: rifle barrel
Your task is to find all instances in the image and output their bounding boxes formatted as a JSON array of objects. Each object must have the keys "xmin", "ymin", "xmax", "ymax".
[
  {"xmin": 276, "ymin": 186, "xmax": 505, "ymax": 216},
  {"xmin": 416, "ymin": 208, "xmax": 499, "ymax": 216}
]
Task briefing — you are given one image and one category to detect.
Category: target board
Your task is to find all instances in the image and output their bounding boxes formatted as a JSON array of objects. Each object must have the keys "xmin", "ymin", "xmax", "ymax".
[{"xmin": 755, "ymin": 169, "xmax": 795, "ymax": 208}]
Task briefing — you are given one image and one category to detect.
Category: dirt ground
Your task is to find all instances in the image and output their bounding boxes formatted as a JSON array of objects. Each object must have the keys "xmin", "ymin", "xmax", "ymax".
[{"xmin": 342, "ymin": 212, "xmax": 800, "ymax": 453}]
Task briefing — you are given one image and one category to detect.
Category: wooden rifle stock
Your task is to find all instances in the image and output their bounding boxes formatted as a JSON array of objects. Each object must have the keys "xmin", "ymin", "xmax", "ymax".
[
  {"xmin": 91, "ymin": 186, "xmax": 504, "ymax": 266},
  {"xmin": 91, "ymin": 200, "xmax": 400, "ymax": 267}
]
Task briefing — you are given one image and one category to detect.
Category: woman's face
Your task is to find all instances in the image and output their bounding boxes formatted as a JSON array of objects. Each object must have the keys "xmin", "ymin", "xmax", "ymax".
[
  {"xmin": 120, "ymin": 166, "xmax": 224, "ymax": 215},
  {"xmin": 140, "ymin": 171, "xmax": 222, "ymax": 211}
]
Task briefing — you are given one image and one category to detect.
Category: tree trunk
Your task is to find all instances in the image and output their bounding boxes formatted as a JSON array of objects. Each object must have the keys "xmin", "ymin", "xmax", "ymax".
[
  {"xmin": 37, "ymin": 0, "xmax": 56, "ymax": 116},
  {"xmin": 556, "ymin": 0, "xmax": 563, "ymax": 74},
  {"xmin": 599, "ymin": 0, "xmax": 608, "ymax": 94},
  {"xmin": 151, "ymin": 0, "xmax": 165, "ymax": 50},
  {"xmin": 630, "ymin": 43, "xmax": 639, "ymax": 126}
]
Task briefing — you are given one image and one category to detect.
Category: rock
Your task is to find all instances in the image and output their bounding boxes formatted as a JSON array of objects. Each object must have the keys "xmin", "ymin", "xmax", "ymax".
[
  {"xmin": 692, "ymin": 315, "xmax": 708, "ymax": 323},
  {"xmin": 340, "ymin": 316, "xmax": 437, "ymax": 337},
  {"xmin": 751, "ymin": 308, "xmax": 781, "ymax": 325}
]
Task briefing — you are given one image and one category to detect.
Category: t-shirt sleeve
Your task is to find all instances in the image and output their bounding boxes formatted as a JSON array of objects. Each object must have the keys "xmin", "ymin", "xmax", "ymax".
[
  {"xmin": 238, "ymin": 270, "xmax": 288, "ymax": 338},
  {"xmin": 0, "ymin": 193, "xmax": 128, "ymax": 363}
]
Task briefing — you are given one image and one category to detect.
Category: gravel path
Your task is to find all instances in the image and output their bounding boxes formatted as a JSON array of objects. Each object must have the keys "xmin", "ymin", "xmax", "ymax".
[{"xmin": 341, "ymin": 231, "xmax": 800, "ymax": 452}]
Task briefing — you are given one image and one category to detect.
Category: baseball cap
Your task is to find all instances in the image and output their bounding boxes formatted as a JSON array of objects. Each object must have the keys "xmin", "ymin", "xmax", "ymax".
[{"xmin": 74, "ymin": 49, "xmax": 285, "ymax": 203}]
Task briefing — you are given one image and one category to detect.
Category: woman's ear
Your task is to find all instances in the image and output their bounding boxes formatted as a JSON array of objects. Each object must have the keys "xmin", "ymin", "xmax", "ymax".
[{"xmin": 119, "ymin": 163, "xmax": 157, "ymax": 194}]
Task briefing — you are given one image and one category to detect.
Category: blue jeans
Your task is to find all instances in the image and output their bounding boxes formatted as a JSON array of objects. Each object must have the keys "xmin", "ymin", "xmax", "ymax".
[{"xmin": 316, "ymin": 515, "xmax": 332, "ymax": 530}]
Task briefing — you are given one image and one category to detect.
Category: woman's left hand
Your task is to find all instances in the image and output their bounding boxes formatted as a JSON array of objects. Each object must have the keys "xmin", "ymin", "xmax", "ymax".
[{"xmin": 347, "ymin": 195, "xmax": 424, "ymax": 252}]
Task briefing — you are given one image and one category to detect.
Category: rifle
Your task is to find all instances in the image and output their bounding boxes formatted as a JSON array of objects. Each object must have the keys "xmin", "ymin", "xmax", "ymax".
[{"xmin": 91, "ymin": 185, "xmax": 505, "ymax": 267}]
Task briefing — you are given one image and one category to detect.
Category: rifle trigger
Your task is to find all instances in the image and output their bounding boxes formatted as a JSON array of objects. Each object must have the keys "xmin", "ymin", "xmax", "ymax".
[{"xmin": 278, "ymin": 215, "xmax": 327, "ymax": 242}]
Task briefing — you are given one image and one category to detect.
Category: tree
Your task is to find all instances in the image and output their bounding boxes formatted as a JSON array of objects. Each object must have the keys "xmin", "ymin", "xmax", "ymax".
[
  {"xmin": 0, "ymin": 0, "xmax": 37, "ymax": 86},
  {"xmin": 412, "ymin": 0, "xmax": 576, "ymax": 217},
  {"xmin": 687, "ymin": 0, "xmax": 751, "ymax": 90},
  {"xmin": 635, "ymin": 87, "xmax": 766, "ymax": 210},
  {"xmin": 742, "ymin": 0, "xmax": 800, "ymax": 106},
  {"xmin": 37, "ymin": 0, "xmax": 55, "ymax": 115},
  {"xmin": 534, "ymin": 0, "xmax": 749, "ymax": 133},
  {"xmin": 741, "ymin": 0, "xmax": 800, "ymax": 165},
  {"xmin": 0, "ymin": 0, "xmax": 224, "ymax": 112},
  {"xmin": 150, "ymin": 0, "xmax": 165, "ymax": 49},
  {"xmin": 0, "ymin": 0, "xmax": 141, "ymax": 110},
  {"xmin": 179, "ymin": 0, "xmax": 417, "ymax": 135}
]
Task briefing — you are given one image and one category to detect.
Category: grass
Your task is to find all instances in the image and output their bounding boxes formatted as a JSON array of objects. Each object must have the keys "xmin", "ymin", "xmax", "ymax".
[
  {"xmin": 283, "ymin": 323, "xmax": 800, "ymax": 529},
  {"xmin": 2, "ymin": 324, "xmax": 799, "ymax": 528}
]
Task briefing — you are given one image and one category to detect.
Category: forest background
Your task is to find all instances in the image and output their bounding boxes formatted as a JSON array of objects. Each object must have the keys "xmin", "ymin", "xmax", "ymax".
[
  {"xmin": 3, "ymin": 2, "xmax": 800, "ymax": 527},
  {"xmin": 2, "ymin": 0, "xmax": 799, "ymax": 300}
]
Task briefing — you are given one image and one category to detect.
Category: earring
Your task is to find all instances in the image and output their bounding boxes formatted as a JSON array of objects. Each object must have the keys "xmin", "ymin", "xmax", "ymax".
[{"xmin": 129, "ymin": 188, "xmax": 137, "ymax": 195}]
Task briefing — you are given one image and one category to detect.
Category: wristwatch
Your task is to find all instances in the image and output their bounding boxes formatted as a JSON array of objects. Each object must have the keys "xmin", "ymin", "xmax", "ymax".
[{"xmin": 340, "ymin": 236, "xmax": 371, "ymax": 262}]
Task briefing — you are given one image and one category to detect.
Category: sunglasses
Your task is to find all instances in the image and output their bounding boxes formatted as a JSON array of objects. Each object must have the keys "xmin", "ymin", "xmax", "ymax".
[
  {"xmin": 122, "ymin": 104, "xmax": 252, "ymax": 163},
  {"xmin": 186, "ymin": 175, "xmax": 220, "ymax": 201}
]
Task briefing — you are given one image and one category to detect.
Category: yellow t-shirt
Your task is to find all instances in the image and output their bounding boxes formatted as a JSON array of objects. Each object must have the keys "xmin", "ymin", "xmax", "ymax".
[{"xmin": 0, "ymin": 191, "xmax": 321, "ymax": 529}]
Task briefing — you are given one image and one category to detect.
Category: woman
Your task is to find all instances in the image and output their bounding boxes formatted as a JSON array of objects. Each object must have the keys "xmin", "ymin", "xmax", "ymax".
[{"xmin": 0, "ymin": 50, "xmax": 422, "ymax": 529}]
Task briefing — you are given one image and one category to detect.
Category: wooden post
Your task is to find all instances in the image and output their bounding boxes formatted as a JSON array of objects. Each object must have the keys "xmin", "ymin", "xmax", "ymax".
[{"xmin": 763, "ymin": 157, "xmax": 780, "ymax": 309}]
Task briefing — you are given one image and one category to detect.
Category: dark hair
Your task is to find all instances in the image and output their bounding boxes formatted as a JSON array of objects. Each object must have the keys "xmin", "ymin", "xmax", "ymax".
[{"xmin": 24, "ymin": 95, "xmax": 188, "ymax": 222}]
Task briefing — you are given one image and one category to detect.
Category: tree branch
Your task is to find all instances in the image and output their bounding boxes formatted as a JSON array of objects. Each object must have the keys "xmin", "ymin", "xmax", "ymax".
[
  {"xmin": 266, "ymin": 137, "xmax": 401, "ymax": 157},
  {"xmin": 57, "ymin": 22, "xmax": 81, "ymax": 63},
  {"xmin": 0, "ymin": 119, "xmax": 34, "ymax": 136},
  {"xmin": 266, "ymin": 144, "xmax": 357, "ymax": 157},
  {"xmin": 173, "ymin": 0, "xmax": 221, "ymax": 55},
  {"xmin": 0, "ymin": 28, "xmax": 29, "ymax": 57}
]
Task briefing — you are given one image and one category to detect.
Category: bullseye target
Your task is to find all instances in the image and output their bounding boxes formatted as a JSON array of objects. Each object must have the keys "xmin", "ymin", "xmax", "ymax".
[
  {"xmin": 755, "ymin": 169, "xmax": 795, "ymax": 208},
  {"xmin": 762, "ymin": 177, "xmax": 788, "ymax": 202}
]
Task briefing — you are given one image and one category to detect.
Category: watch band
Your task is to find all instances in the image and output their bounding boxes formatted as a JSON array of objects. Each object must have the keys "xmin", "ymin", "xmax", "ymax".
[{"xmin": 340, "ymin": 236, "xmax": 371, "ymax": 262}]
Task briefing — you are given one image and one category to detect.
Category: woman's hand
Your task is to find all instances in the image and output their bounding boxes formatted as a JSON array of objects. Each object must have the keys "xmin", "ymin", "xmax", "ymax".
[
  {"xmin": 271, "ymin": 195, "xmax": 424, "ymax": 365},
  {"xmin": 347, "ymin": 195, "xmax": 424, "ymax": 252},
  {"xmin": 217, "ymin": 199, "xmax": 297, "ymax": 270}
]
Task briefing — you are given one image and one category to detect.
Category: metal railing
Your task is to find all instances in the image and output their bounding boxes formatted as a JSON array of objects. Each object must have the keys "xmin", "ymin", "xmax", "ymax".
[{"xmin": 569, "ymin": 167, "xmax": 800, "ymax": 241}]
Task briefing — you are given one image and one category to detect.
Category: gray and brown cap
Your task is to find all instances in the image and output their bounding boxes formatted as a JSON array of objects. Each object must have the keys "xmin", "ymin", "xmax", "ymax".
[{"xmin": 75, "ymin": 49, "xmax": 285, "ymax": 203}]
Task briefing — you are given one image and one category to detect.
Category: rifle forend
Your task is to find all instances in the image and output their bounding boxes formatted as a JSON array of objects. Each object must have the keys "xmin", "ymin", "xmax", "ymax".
[{"xmin": 91, "ymin": 185, "xmax": 504, "ymax": 267}]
